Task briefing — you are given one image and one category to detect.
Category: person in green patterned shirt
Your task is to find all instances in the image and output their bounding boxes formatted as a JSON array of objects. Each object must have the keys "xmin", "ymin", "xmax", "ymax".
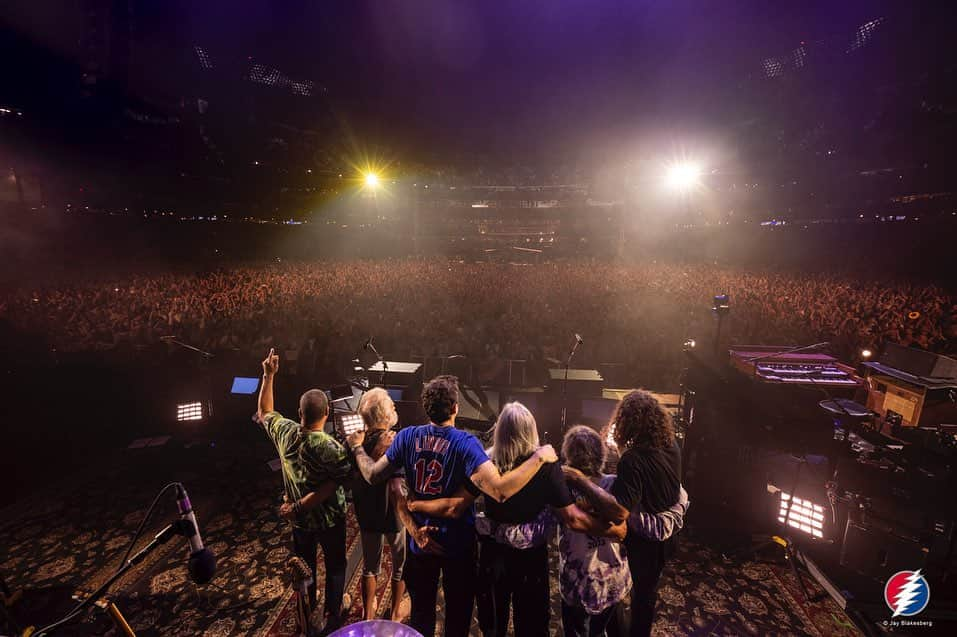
[{"xmin": 257, "ymin": 348, "xmax": 352, "ymax": 632}]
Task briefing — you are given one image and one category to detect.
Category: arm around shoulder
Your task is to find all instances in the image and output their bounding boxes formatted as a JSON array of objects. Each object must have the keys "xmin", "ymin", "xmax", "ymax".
[{"xmin": 471, "ymin": 445, "xmax": 558, "ymax": 503}]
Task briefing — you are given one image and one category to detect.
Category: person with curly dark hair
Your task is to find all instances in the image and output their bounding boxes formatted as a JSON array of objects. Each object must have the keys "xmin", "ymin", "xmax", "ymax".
[
  {"xmin": 346, "ymin": 375, "xmax": 559, "ymax": 637},
  {"xmin": 608, "ymin": 389, "xmax": 682, "ymax": 637}
]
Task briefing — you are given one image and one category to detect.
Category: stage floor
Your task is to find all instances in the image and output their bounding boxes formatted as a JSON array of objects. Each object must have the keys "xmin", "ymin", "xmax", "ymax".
[{"xmin": 0, "ymin": 434, "xmax": 862, "ymax": 636}]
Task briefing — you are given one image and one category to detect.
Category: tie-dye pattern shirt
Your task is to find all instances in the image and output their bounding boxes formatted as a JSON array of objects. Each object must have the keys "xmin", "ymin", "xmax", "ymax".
[{"xmin": 262, "ymin": 411, "xmax": 351, "ymax": 531}]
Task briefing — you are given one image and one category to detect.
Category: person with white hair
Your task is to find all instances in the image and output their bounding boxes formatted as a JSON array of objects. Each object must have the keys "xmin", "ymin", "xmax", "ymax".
[
  {"xmin": 410, "ymin": 402, "xmax": 623, "ymax": 637},
  {"xmin": 352, "ymin": 387, "xmax": 407, "ymax": 621},
  {"xmin": 347, "ymin": 378, "xmax": 558, "ymax": 637}
]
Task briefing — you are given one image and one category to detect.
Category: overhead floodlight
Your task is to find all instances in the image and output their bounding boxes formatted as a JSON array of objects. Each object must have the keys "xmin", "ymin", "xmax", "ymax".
[
  {"xmin": 665, "ymin": 162, "xmax": 703, "ymax": 191},
  {"xmin": 364, "ymin": 173, "xmax": 380, "ymax": 188}
]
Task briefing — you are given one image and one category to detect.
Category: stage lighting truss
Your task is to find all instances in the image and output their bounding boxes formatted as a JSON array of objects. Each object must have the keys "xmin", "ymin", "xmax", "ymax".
[
  {"xmin": 246, "ymin": 63, "xmax": 315, "ymax": 97},
  {"xmin": 194, "ymin": 45, "xmax": 213, "ymax": 69},
  {"xmin": 779, "ymin": 492, "xmax": 825, "ymax": 539},
  {"xmin": 338, "ymin": 413, "xmax": 365, "ymax": 436},
  {"xmin": 176, "ymin": 401, "xmax": 204, "ymax": 422},
  {"xmin": 849, "ymin": 18, "xmax": 883, "ymax": 53},
  {"xmin": 762, "ymin": 57, "xmax": 784, "ymax": 78}
]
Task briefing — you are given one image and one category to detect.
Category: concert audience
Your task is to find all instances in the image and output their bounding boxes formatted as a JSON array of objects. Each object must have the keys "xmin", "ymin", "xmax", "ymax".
[{"xmin": 2, "ymin": 260, "xmax": 953, "ymax": 389}]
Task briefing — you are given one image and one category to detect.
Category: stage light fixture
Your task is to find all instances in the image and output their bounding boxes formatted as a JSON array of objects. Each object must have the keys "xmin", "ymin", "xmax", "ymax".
[
  {"xmin": 860, "ymin": 348, "xmax": 873, "ymax": 359},
  {"xmin": 339, "ymin": 413, "xmax": 365, "ymax": 436},
  {"xmin": 779, "ymin": 492, "xmax": 825, "ymax": 539},
  {"xmin": 194, "ymin": 46, "xmax": 213, "ymax": 70},
  {"xmin": 364, "ymin": 173, "xmax": 380, "ymax": 188},
  {"xmin": 176, "ymin": 401, "xmax": 203, "ymax": 422},
  {"xmin": 712, "ymin": 294, "xmax": 730, "ymax": 316}
]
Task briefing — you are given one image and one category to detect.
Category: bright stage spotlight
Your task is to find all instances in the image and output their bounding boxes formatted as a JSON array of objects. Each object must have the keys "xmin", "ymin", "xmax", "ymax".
[
  {"xmin": 339, "ymin": 413, "xmax": 365, "ymax": 436},
  {"xmin": 665, "ymin": 162, "xmax": 702, "ymax": 191},
  {"xmin": 176, "ymin": 401, "xmax": 204, "ymax": 422},
  {"xmin": 364, "ymin": 173, "xmax": 380, "ymax": 188},
  {"xmin": 778, "ymin": 492, "xmax": 825, "ymax": 539},
  {"xmin": 860, "ymin": 348, "xmax": 873, "ymax": 360}
]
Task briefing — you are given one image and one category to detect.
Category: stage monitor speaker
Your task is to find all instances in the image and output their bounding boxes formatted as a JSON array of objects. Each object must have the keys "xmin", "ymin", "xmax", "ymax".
[
  {"xmin": 501, "ymin": 390, "xmax": 545, "ymax": 415},
  {"xmin": 839, "ymin": 520, "xmax": 928, "ymax": 580},
  {"xmin": 547, "ymin": 369, "xmax": 604, "ymax": 397},
  {"xmin": 395, "ymin": 400, "xmax": 428, "ymax": 429},
  {"xmin": 457, "ymin": 387, "xmax": 499, "ymax": 423},
  {"xmin": 881, "ymin": 343, "xmax": 957, "ymax": 380},
  {"xmin": 580, "ymin": 398, "xmax": 618, "ymax": 428}
]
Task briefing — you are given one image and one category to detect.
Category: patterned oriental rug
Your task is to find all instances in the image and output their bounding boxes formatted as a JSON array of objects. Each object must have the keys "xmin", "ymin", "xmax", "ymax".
[{"xmin": 0, "ymin": 440, "xmax": 862, "ymax": 636}]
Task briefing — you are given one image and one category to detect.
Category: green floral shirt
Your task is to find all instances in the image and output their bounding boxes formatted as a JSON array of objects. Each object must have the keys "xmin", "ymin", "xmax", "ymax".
[{"xmin": 262, "ymin": 411, "xmax": 351, "ymax": 531}]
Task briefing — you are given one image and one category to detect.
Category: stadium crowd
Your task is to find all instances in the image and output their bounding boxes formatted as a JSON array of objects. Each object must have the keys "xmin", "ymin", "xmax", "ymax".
[{"xmin": 2, "ymin": 259, "xmax": 953, "ymax": 387}]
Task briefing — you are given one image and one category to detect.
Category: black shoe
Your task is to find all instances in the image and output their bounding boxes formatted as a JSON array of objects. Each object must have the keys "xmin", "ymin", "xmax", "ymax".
[{"xmin": 319, "ymin": 613, "xmax": 344, "ymax": 636}]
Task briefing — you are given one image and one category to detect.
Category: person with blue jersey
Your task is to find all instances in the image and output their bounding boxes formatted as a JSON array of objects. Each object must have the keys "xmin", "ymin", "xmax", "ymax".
[{"xmin": 347, "ymin": 375, "xmax": 557, "ymax": 637}]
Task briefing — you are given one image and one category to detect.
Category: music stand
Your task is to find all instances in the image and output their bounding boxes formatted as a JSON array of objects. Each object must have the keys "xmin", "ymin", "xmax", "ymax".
[{"xmin": 722, "ymin": 453, "xmax": 825, "ymax": 603}]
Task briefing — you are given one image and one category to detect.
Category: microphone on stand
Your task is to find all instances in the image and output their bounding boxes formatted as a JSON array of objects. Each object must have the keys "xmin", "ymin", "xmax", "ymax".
[
  {"xmin": 364, "ymin": 336, "xmax": 383, "ymax": 360},
  {"xmin": 364, "ymin": 337, "xmax": 387, "ymax": 385},
  {"xmin": 559, "ymin": 333, "xmax": 584, "ymax": 438},
  {"xmin": 31, "ymin": 483, "xmax": 219, "ymax": 637},
  {"xmin": 364, "ymin": 337, "xmax": 386, "ymax": 367},
  {"xmin": 175, "ymin": 484, "xmax": 217, "ymax": 585},
  {"xmin": 568, "ymin": 333, "xmax": 584, "ymax": 359}
]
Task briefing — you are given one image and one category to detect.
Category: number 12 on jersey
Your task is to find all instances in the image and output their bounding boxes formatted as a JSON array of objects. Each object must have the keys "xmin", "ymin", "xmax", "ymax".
[{"xmin": 414, "ymin": 458, "xmax": 444, "ymax": 495}]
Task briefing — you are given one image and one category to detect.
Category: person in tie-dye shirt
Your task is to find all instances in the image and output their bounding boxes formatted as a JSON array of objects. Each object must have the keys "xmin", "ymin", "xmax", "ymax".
[{"xmin": 257, "ymin": 348, "xmax": 352, "ymax": 632}]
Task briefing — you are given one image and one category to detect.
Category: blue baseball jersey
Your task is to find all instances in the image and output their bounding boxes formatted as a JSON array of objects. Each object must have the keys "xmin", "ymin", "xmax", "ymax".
[{"xmin": 386, "ymin": 423, "xmax": 489, "ymax": 557}]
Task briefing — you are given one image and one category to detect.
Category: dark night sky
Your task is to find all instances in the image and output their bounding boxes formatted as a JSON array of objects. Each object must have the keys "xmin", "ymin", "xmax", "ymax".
[{"xmin": 0, "ymin": 0, "xmax": 939, "ymax": 163}]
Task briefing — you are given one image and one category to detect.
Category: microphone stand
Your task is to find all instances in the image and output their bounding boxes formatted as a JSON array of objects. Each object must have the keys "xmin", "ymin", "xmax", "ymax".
[
  {"xmin": 560, "ymin": 337, "xmax": 582, "ymax": 438},
  {"xmin": 743, "ymin": 341, "xmax": 831, "ymax": 364},
  {"xmin": 33, "ymin": 519, "xmax": 195, "ymax": 636},
  {"xmin": 160, "ymin": 337, "xmax": 214, "ymax": 359},
  {"xmin": 367, "ymin": 342, "xmax": 387, "ymax": 387},
  {"xmin": 160, "ymin": 337, "xmax": 215, "ymax": 422}
]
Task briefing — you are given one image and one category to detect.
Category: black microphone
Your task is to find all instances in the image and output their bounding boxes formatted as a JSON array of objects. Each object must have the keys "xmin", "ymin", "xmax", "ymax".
[
  {"xmin": 364, "ymin": 336, "xmax": 384, "ymax": 363},
  {"xmin": 175, "ymin": 484, "xmax": 217, "ymax": 585}
]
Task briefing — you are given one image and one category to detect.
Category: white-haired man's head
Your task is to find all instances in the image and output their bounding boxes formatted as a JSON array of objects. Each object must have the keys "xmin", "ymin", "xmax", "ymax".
[{"xmin": 357, "ymin": 387, "xmax": 398, "ymax": 430}]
